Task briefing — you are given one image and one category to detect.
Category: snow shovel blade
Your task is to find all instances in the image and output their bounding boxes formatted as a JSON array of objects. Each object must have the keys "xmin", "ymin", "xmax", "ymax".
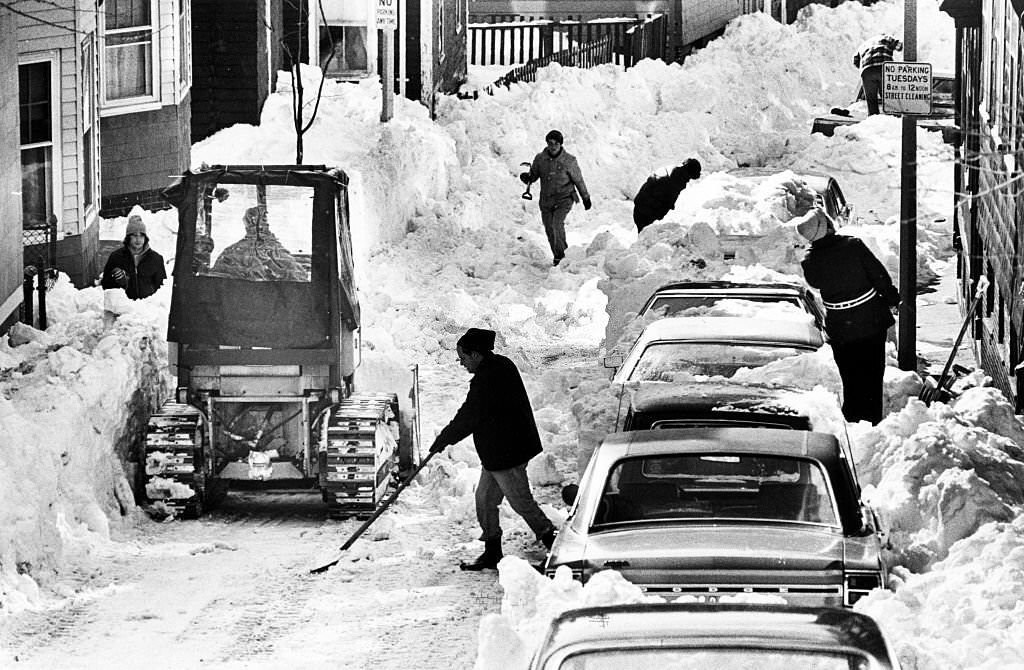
[
  {"xmin": 309, "ymin": 451, "xmax": 438, "ymax": 574},
  {"xmin": 920, "ymin": 276, "xmax": 988, "ymax": 404}
]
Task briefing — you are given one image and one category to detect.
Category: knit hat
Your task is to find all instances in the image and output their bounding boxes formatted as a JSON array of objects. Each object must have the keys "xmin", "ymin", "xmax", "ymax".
[
  {"xmin": 791, "ymin": 208, "xmax": 835, "ymax": 243},
  {"xmin": 457, "ymin": 328, "xmax": 496, "ymax": 354},
  {"xmin": 125, "ymin": 215, "xmax": 147, "ymax": 240},
  {"xmin": 545, "ymin": 129, "xmax": 564, "ymax": 144},
  {"xmin": 682, "ymin": 158, "xmax": 702, "ymax": 179}
]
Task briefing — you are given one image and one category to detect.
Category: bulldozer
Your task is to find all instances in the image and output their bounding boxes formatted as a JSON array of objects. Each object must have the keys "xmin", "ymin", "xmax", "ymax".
[{"xmin": 142, "ymin": 165, "xmax": 418, "ymax": 518}]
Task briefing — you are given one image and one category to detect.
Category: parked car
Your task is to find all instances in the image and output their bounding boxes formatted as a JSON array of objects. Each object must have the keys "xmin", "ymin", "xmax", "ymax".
[
  {"xmin": 621, "ymin": 381, "xmax": 814, "ymax": 432},
  {"xmin": 608, "ymin": 317, "xmax": 824, "ymax": 385},
  {"xmin": 637, "ymin": 280, "xmax": 826, "ymax": 332},
  {"xmin": 544, "ymin": 426, "xmax": 888, "ymax": 608},
  {"xmin": 529, "ymin": 602, "xmax": 902, "ymax": 670}
]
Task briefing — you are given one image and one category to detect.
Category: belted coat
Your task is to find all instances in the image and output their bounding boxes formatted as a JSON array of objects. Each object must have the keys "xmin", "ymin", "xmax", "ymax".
[{"xmin": 801, "ymin": 234, "xmax": 898, "ymax": 343}]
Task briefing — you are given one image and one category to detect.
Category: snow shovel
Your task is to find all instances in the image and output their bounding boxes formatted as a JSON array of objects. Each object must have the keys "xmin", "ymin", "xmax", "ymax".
[
  {"xmin": 519, "ymin": 162, "xmax": 533, "ymax": 200},
  {"xmin": 920, "ymin": 275, "xmax": 989, "ymax": 405},
  {"xmin": 309, "ymin": 450, "xmax": 439, "ymax": 574}
]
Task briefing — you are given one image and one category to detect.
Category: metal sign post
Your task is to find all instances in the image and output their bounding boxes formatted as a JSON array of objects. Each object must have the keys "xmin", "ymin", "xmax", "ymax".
[
  {"xmin": 896, "ymin": 0, "xmax": 919, "ymax": 371},
  {"xmin": 377, "ymin": 0, "xmax": 398, "ymax": 122}
]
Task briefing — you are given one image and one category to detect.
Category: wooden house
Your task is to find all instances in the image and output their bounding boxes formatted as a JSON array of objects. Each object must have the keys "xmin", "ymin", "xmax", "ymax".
[
  {"xmin": 190, "ymin": 0, "xmax": 466, "ymax": 143},
  {"xmin": 941, "ymin": 0, "xmax": 1024, "ymax": 407},
  {"xmin": 15, "ymin": 1, "xmax": 102, "ymax": 288},
  {"xmin": 1, "ymin": 8, "xmax": 22, "ymax": 334}
]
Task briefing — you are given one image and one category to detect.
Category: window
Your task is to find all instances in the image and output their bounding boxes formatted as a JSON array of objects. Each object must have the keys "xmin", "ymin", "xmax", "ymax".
[
  {"xmin": 82, "ymin": 34, "xmax": 100, "ymax": 210},
  {"xmin": 19, "ymin": 61, "xmax": 55, "ymax": 229},
  {"xmin": 192, "ymin": 183, "xmax": 313, "ymax": 283},
  {"xmin": 104, "ymin": 0, "xmax": 154, "ymax": 101},
  {"xmin": 179, "ymin": 0, "xmax": 191, "ymax": 89},
  {"xmin": 319, "ymin": 25, "xmax": 369, "ymax": 75}
]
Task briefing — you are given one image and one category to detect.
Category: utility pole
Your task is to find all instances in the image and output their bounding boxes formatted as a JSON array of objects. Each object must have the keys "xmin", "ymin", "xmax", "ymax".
[
  {"xmin": 378, "ymin": 0, "xmax": 397, "ymax": 122},
  {"xmin": 897, "ymin": 0, "xmax": 918, "ymax": 371}
]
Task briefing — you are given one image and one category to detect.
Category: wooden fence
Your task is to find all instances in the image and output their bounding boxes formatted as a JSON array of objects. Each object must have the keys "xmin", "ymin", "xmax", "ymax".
[
  {"xmin": 482, "ymin": 34, "xmax": 616, "ymax": 94},
  {"xmin": 469, "ymin": 15, "xmax": 667, "ymax": 68}
]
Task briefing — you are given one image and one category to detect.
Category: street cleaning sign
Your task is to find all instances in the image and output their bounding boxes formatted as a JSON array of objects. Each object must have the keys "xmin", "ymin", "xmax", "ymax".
[
  {"xmin": 883, "ymin": 62, "xmax": 932, "ymax": 115},
  {"xmin": 376, "ymin": 0, "xmax": 397, "ymax": 30}
]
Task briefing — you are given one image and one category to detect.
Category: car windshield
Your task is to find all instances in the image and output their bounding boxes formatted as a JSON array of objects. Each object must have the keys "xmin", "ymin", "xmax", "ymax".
[
  {"xmin": 594, "ymin": 454, "xmax": 838, "ymax": 526},
  {"xmin": 628, "ymin": 342, "xmax": 810, "ymax": 381},
  {"xmin": 646, "ymin": 295, "xmax": 804, "ymax": 318},
  {"xmin": 557, "ymin": 648, "xmax": 869, "ymax": 670}
]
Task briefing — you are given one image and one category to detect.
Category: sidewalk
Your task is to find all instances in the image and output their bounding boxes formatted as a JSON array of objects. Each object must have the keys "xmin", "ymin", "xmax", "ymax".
[{"xmin": 914, "ymin": 258, "xmax": 976, "ymax": 376}]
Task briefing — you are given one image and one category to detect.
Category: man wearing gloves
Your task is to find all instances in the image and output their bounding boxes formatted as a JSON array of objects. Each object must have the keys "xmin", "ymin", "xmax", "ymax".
[
  {"xmin": 429, "ymin": 327, "xmax": 557, "ymax": 571},
  {"xmin": 520, "ymin": 129, "xmax": 591, "ymax": 266},
  {"xmin": 101, "ymin": 215, "xmax": 166, "ymax": 300},
  {"xmin": 632, "ymin": 159, "xmax": 702, "ymax": 233},
  {"xmin": 795, "ymin": 207, "xmax": 899, "ymax": 424}
]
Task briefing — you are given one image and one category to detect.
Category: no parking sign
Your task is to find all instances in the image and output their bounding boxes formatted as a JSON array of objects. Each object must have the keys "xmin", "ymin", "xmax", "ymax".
[{"xmin": 882, "ymin": 62, "xmax": 932, "ymax": 115}]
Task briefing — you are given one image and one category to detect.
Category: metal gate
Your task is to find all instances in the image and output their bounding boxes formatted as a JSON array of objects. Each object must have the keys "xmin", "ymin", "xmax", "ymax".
[{"xmin": 22, "ymin": 214, "xmax": 57, "ymax": 330}]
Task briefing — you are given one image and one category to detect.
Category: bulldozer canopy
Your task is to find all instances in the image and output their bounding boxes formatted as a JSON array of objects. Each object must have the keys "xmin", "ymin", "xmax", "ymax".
[{"xmin": 162, "ymin": 166, "xmax": 359, "ymax": 349}]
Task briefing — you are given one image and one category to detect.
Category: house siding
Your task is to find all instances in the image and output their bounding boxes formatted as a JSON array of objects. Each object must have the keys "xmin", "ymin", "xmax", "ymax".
[
  {"xmin": 1, "ymin": 8, "xmax": 22, "ymax": 332},
  {"xmin": 191, "ymin": 0, "xmax": 270, "ymax": 142},
  {"xmin": 100, "ymin": 0, "xmax": 191, "ymax": 217},
  {"xmin": 100, "ymin": 91, "xmax": 191, "ymax": 216}
]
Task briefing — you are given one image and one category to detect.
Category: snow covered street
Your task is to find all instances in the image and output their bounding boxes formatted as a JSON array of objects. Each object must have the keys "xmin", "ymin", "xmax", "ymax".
[{"xmin": 4, "ymin": 1, "xmax": 1024, "ymax": 668}]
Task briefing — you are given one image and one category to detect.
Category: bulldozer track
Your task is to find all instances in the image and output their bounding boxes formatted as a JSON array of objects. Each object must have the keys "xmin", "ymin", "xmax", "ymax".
[{"xmin": 0, "ymin": 599, "xmax": 97, "ymax": 662}]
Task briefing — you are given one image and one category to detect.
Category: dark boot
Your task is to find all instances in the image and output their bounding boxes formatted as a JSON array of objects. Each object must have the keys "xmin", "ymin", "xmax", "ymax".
[
  {"xmin": 540, "ymin": 527, "xmax": 556, "ymax": 550},
  {"xmin": 460, "ymin": 538, "xmax": 502, "ymax": 571}
]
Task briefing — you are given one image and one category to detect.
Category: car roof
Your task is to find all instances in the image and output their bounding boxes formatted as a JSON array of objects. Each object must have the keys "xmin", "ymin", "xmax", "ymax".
[
  {"xmin": 726, "ymin": 167, "xmax": 835, "ymax": 196},
  {"xmin": 650, "ymin": 280, "xmax": 807, "ymax": 295},
  {"xmin": 630, "ymin": 381, "xmax": 807, "ymax": 415},
  {"xmin": 633, "ymin": 316, "xmax": 823, "ymax": 349},
  {"xmin": 538, "ymin": 603, "xmax": 896, "ymax": 667},
  {"xmin": 600, "ymin": 426, "xmax": 839, "ymax": 461}
]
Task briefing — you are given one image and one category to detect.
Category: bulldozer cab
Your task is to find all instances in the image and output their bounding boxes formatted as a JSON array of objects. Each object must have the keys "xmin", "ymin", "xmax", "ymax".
[{"xmin": 162, "ymin": 164, "xmax": 359, "ymax": 379}]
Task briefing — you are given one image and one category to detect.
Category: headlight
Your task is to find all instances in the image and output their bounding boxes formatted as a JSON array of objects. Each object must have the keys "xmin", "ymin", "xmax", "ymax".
[{"xmin": 844, "ymin": 571, "xmax": 883, "ymax": 606}]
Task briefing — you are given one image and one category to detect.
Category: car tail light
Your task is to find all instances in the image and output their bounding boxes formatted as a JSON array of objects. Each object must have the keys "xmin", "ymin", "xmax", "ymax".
[{"xmin": 844, "ymin": 571, "xmax": 882, "ymax": 606}]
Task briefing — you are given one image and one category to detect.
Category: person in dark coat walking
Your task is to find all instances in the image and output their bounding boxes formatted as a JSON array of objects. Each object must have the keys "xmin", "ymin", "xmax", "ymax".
[
  {"xmin": 632, "ymin": 159, "xmax": 702, "ymax": 233},
  {"xmin": 520, "ymin": 130, "xmax": 591, "ymax": 266},
  {"xmin": 101, "ymin": 215, "xmax": 166, "ymax": 300},
  {"xmin": 795, "ymin": 208, "xmax": 899, "ymax": 424},
  {"xmin": 429, "ymin": 327, "xmax": 557, "ymax": 570}
]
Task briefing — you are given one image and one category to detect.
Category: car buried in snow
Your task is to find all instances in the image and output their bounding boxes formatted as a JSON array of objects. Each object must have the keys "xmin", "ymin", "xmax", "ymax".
[
  {"xmin": 528, "ymin": 602, "xmax": 903, "ymax": 670},
  {"xmin": 544, "ymin": 426, "xmax": 889, "ymax": 608},
  {"xmin": 606, "ymin": 316, "xmax": 824, "ymax": 385},
  {"xmin": 637, "ymin": 280, "xmax": 827, "ymax": 333}
]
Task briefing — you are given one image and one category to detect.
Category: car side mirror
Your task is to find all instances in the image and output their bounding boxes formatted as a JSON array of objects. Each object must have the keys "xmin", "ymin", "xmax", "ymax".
[
  {"xmin": 561, "ymin": 484, "xmax": 580, "ymax": 506},
  {"xmin": 603, "ymin": 355, "xmax": 623, "ymax": 369}
]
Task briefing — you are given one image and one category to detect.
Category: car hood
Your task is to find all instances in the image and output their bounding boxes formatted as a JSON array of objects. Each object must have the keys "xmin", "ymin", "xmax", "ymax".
[{"xmin": 583, "ymin": 523, "xmax": 845, "ymax": 571}]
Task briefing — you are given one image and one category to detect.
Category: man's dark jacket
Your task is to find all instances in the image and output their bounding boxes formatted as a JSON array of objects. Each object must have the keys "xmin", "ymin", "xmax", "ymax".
[
  {"xmin": 801, "ymin": 234, "xmax": 898, "ymax": 343},
  {"xmin": 435, "ymin": 353, "xmax": 543, "ymax": 471},
  {"xmin": 633, "ymin": 167, "xmax": 694, "ymax": 228},
  {"xmin": 101, "ymin": 245, "xmax": 167, "ymax": 300}
]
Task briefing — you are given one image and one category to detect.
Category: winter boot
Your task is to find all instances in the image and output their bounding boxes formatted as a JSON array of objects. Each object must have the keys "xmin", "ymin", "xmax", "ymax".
[
  {"xmin": 460, "ymin": 538, "xmax": 503, "ymax": 571},
  {"xmin": 540, "ymin": 527, "xmax": 556, "ymax": 550}
]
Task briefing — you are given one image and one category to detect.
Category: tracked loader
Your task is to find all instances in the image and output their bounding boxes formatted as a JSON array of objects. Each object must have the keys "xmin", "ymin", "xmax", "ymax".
[{"xmin": 142, "ymin": 165, "xmax": 418, "ymax": 518}]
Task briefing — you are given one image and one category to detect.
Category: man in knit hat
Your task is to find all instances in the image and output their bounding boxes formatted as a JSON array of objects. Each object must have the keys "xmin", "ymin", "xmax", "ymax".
[
  {"xmin": 101, "ymin": 214, "xmax": 166, "ymax": 300},
  {"xmin": 794, "ymin": 207, "xmax": 898, "ymax": 424},
  {"xmin": 429, "ymin": 327, "xmax": 557, "ymax": 570},
  {"xmin": 520, "ymin": 129, "xmax": 592, "ymax": 267},
  {"xmin": 853, "ymin": 33, "xmax": 903, "ymax": 116}
]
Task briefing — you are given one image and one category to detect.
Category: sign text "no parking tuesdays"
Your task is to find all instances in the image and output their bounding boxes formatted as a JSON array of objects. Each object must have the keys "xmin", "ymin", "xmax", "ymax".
[{"xmin": 882, "ymin": 62, "xmax": 932, "ymax": 115}]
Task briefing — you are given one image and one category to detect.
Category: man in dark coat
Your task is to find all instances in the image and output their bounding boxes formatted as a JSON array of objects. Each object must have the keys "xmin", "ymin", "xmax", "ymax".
[
  {"xmin": 632, "ymin": 159, "xmax": 702, "ymax": 233},
  {"xmin": 101, "ymin": 215, "xmax": 166, "ymax": 300},
  {"xmin": 429, "ymin": 328, "xmax": 557, "ymax": 570},
  {"xmin": 796, "ymin": 208, "xmax": 899, "ymax": 424},
  {"xmin": 520, "ymin": 129, "xmax": 591, "ymax": 267}
]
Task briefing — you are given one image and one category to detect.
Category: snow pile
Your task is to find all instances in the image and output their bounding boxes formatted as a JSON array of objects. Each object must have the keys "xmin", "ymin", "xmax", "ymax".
[
  {"xmin": 854, "ymin": 389, "xmax": 1024, "ymax": 572},
  {"xmin": 0, "ymin": 277, "xmax": 169, "ymax": 613}
]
